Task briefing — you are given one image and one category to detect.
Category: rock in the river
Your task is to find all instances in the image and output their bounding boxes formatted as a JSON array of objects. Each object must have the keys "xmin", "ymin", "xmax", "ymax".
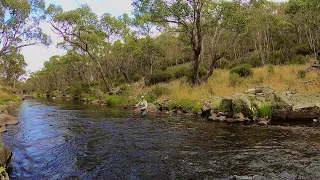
[
  {"xmin": 147, "ymin": 103, "xmax": 159, "ymax": 113},
  {"xmin": 257, "ymin": 118, "xmax": 270, "ymax": 126},
  {"xmin": 0, "ymin": 114, "xmax": 18, "ymax": 126},
  {"xmin": 272, "ymin": 91, "xmax": 320, "ymax": 120}
]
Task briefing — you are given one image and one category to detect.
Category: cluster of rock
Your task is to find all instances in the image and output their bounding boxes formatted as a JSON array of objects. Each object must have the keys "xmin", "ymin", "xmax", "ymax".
[
  {"xmin": 201, "ymin": 86, "xmax": 320, "ymax": 124},
  {"xmin": 0, "ymin": 104, "xmax": 18, "ymax": 179}
]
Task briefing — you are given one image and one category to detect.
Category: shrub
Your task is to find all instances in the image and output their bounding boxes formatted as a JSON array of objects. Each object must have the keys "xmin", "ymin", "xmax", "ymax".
[
  {"xmin": 294, "ymin": 44, "xmax": 312, "ymax": 56},
  {"xmin": 167, "ymin": 99, "xmax": 202, "ymax": 114},
  {"xmin": 297, "ymin": 70, "xmax": 306, "ymax": 79},
  {"xmin": 267, "ymin": 65, "xmax": 275, "ymax": 77},
  {"xmin": 105, "ymin": 95, "xmax": 128, "ymax": 106},
  {"xmin": 166, "ymin": 64, "xmax": 192, "ymax": 79},
  {"xmin": 145, "ymin": 93, "xmax": 157, "ymax": 103},
  {"xmin": 147, "ymin": 71, "xmax": 174, "ymax": 85},
  {"xmin": 292, "ymin": 55, "xmax": 307, "ymax": 64},
  {"xmin": 214, "ymin": 58, "xmax": 230, "ymax": 69},
  {"xmin": 230, "ymin": 64, "xmax": 253, "ymax": 77},
  {"xmin": 152, "ymin": 86, "xmax": 170, "ymax": 96},
  {"xmin": 229, "ymin": 73, "xmax": 241, "ymax": 87},
  {"xmin": 257, "ymin": 104, "xmax": 273, "ymax": 118},
  {"xmin": 0, "ymin": 95, "xmax": 21, "ymax": 105}
]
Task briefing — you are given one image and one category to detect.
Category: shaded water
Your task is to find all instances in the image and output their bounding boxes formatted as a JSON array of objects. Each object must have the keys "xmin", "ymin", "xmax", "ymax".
[{"xmin": 2, "ymin": 99, "xmax": 320, "ymax": 179}]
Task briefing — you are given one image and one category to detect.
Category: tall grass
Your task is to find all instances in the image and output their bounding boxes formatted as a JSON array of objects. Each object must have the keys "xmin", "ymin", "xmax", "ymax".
[{"xmin": 130, "ymin": 64, "xmax": 320, "ymax": 103}]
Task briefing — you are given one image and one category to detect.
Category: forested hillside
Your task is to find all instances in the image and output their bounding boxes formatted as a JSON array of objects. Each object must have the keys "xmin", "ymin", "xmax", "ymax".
[{"xmin": 1, "ymin": 0, "xmax": 319, "ymax": 99}]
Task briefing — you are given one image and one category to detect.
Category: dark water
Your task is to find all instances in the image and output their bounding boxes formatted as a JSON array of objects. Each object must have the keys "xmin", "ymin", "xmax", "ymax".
[{"xmin": 2, "ymin": 99, "xmax": 320, "ymax": 180}]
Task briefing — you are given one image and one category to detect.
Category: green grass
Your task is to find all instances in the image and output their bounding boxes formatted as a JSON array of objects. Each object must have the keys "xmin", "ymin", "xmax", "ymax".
[
  {"xmin": 0, "ymin": 95, "xmax": 21, "ymax": 105},
  {"xmin": 168, "ymin": 99, "xmax": 202, "ymax": 114},
  {"xmin": 105, "ymin": 95, "xmax": 136, "ymax": 106},
  {"xmin": 256, "ymin": 104, "xmax": 273, "ymax": 118}
]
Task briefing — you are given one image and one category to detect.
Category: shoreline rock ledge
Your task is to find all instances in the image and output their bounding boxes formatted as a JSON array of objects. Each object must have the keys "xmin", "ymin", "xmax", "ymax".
[
  {"xmin": 272, "ymin": 91, "xmax": 320, "ymax": 120},
  {"xmin": 201, "ymin": 86, "xmax": 320, "ymax": 122}
]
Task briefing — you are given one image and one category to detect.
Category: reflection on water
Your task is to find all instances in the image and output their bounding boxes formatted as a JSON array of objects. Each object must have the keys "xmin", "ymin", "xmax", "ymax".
[{"xmin": 2, "ymin": 99, "xmax": 320, "ymax": 179}]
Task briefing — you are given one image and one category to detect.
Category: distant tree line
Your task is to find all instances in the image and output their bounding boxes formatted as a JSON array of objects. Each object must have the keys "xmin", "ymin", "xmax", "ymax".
[{"xmin": 0, "ymin": 0, "xmax": 319, "ymax": 94}]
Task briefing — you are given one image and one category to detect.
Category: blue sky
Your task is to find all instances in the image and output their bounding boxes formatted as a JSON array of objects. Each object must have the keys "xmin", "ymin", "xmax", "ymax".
[{"xmin": 21, "ymin": 0, "xmax": 287, "ymax": 74}]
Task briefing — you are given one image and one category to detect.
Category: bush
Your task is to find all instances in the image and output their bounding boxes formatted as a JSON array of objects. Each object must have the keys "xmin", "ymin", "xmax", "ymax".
[
  {"xmin": 152, "ymin": 86, "xmax": 170, "ymax": 96},
  {"xmin": 297, "ymin": 70, "xmax": 307, "ymax": 79},
  {"xmin": 105, "ymin": 95, "xmax": 128, "ymax": 106},
  {"xmin": 167, "ymin": 99, "xmax": 202, "ymax": 114},
  {"xmin": 145, "ymin": 93, "xmax": 157, "ymax": 103},
  {"xmin": 292, "ymin": 55, "xmax": 307, "ymax": 64},
  {"xmin": 0, "ymin": 95, "xmax": 21, "ymax": 105},
  {"xmin": 267, "ymin": 65, "xmax": 275, "ymax": 77},
  {"xmin": 230, "ymin": 64, "xmax": 253, "ymax": 77},
  {"xmin": 166, "ymin": 64, "xmax": 192, "ymax": 79},
  {"xmin": 214, "ymin": 58, "xmax": 230, "ymax": 69},
  {"xmin": 229, "ymin": 73, "xmax": 241, "ymax": 87},
  {"xmin": 294, "ymin": 44, "xmax": 312, "ymax": 56},
  {"xmin": 147, "ymin": 71, "xmax": 174, "ymax": 85},
  {"xmin": 257, "ymin": 104, "xmax": 273, "ymax": 118}
]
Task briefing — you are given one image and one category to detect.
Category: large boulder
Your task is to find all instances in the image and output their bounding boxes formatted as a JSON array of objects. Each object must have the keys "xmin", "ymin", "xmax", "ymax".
[
  {"xmin": 0, "ymin": 114, "xmax": 18, "ymax": 126},
  {"xmin": 221, "ymin": 93, "xmax": 253, "ymax": 118},
  {"xmin": 201, "ymin": 97, "xmax": 222, "ymax": 117},
  {"xmin": 245, "ymin": 86, "xmax": 276, "ymax": 107},
  {"xmin": 272, "ymin": 91, "xmax": 320, "ymax": 120}
]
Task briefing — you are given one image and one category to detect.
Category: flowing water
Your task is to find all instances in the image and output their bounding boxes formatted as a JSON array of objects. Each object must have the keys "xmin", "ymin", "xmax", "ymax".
[{"xmin": 2, "ymin": 99, "xmax": 320, "ymax": 180}]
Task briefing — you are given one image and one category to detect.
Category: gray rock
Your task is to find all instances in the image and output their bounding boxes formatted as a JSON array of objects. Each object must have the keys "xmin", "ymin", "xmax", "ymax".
[
  {"xmin": 222, "ymin": 93, "xmax": 252, "ymax": 117},
  {"xmin": 273, "ymin": 92, "xmax": 320, "ymax": 120},
  {"xmin": 0, "ymin": 114, "xmax": 18, "ymax": 126}
]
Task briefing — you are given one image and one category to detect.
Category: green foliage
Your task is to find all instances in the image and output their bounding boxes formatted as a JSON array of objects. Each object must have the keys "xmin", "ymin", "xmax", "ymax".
[
  {"xmin": 230, "ymin": 64, "xmax": 253, "ymax": 77},
  {"xmin": 167, "ymin": 99, "xmax": 202, "ymax": 114},
  {"xmin": 292, "ymin": 55, "xmax": 307, "ymax": 64},
  {"xmin": 267, "ymin": 65, "xmax": 275, "ymax": 77},
  {"xmin": 256, "ymin": 104, "xmax": 273, "ymax": 118},
  {"xmin": 215, "ymin": 58, "xmax": 230, "ymax": 69},
  {"xmin": 229, "ymin": 73, "xmax": 241, "ymax": 87},
  {"xmin": 294, "ymin": 44, "xmax": 312, "ymax": 55},
  {"xmin": 0, "ymin": 95, "xmax": 21, "ymax": 105},
  {"xmin": 147, "ymin": 71, "xmax": 174, "ymax": 85},
  {"xmin": 145, "ymin": 93, "xmax": 157, "ymax": 103},
  {"xmin": 145, "ymin": 86, "xmax": 170, "ymax": 103},
  {"xmin": 297, "ymin": 70, "xmax": 307, "ymax": 79},
  {"xmin": 151, "ymin": 86, "xmax": 170, "ymax": 96},
  {"xmin": 166, "ymin": 64, "xmax": 192, "ymax": 79},
  {"xmin": 105, "ymin": 95, "xmax": 128, "ymax": 106}
]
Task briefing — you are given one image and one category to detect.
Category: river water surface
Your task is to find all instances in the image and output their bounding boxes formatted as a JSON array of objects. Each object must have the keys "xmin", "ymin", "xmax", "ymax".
[{"xmin": 2, "ymin": 99, "xmax": 320, "ymax": 179}]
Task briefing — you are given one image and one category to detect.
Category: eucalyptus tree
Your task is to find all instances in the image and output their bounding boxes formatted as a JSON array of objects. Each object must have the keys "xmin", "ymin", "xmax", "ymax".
[
  {"xmin": 286, "ymin": 0, "xmax": 320, "ymax": 59},
  {"xmin": 0, "ymin": 0, "xmax": 51, "ymax": 57},
  {"xmin": 0, "ymin": 51, "xmax": 26, "ymax": 86},
  {"xmin": 133, "ymin": 0, "xmax": 212, "ymax": 84},
  {"xmin": 46, "ymin": 4, "xmax": 112, "ymax": 91},
  {"xmin": 133, "ymin": 0, "xmax": 248, "ymax": 84}
]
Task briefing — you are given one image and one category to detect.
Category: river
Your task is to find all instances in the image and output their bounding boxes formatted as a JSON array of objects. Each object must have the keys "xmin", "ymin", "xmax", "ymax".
[{"xmin": 2, "ymin": 99, "xmax": 320, "ymax": 179}]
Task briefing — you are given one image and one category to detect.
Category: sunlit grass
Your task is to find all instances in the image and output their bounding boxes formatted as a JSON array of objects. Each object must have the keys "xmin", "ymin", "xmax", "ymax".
[{"xmin": 129, "ymin": 64, "xmax": 320, "ymax": 103}]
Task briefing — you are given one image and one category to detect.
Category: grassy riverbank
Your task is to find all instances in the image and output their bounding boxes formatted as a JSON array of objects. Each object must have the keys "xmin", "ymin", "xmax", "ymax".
[
  {"xmin": 33, "ymin": 64, "xmax": 319, "ymax": 114},
  {"xmin": 131, "ymin": 64, "xmax": 319, "ymax": 101},
  {"xmin": 0, "ymin": 85, "xmax": 21, "ymax": 105}
]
